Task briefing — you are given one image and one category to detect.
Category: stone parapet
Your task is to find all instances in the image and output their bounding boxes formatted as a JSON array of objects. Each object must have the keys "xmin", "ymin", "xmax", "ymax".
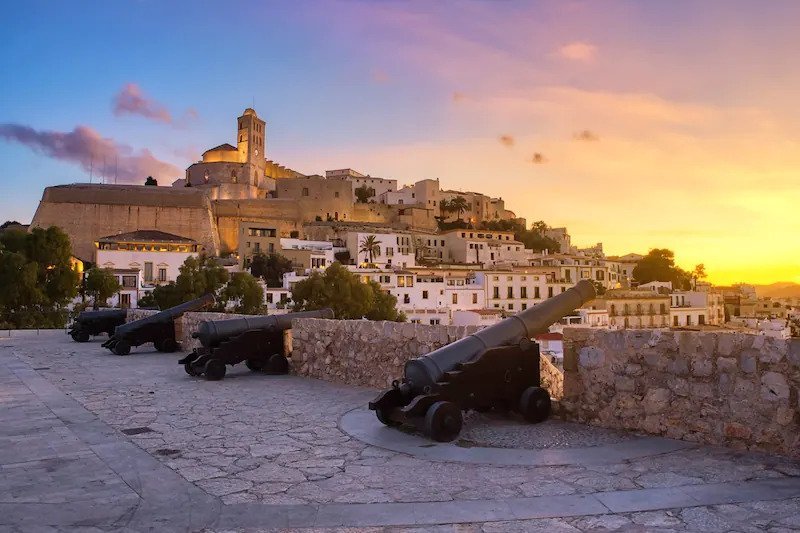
[
  {"xmin": 561, "ymin": 328, "xmax": 799, "ymax": 458},
  {"xmin": 291, "ymin": 319, "xmax": 484, "ymax": 389}
]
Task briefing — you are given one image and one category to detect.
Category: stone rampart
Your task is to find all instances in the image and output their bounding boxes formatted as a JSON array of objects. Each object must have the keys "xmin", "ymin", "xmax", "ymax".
[
  {"xmin": 561, "ymin": 328, "xmax": 799, "ymax": 458},
  {"xmin": 123, "ymin": 309, "xmax": 250, "ymax": 350}
]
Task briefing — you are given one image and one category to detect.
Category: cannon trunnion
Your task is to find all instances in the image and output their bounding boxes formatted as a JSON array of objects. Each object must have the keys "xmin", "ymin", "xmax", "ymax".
[
  {"xmin": 101, "ymin": 294, "xmax": 215, "ymax": 355},
  {"xmin": 368, "ymin": 280, "xmax": 596, "ymax": 442},
  {"xmin": 179, "ymin": 308, "xmax": 334, "ymax": 381},
  {"xmin": 68, "ymin": 309, "xmax": 127, "ymax": 342}
]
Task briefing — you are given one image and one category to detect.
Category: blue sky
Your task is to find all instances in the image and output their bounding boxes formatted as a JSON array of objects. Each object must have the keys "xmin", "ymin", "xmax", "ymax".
[{"xmin": 2, "ymin": 1, "xmax": 799, "ymax": 283}]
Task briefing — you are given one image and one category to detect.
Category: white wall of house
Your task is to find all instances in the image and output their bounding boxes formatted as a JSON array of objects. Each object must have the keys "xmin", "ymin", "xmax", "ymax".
[
  {"xmin": 96, "ymin": 249, "xmax": 196, "ymax": 286},
  {"xmin": 345, "ymin": 232, "xmax": 415, "ymax": 268}
]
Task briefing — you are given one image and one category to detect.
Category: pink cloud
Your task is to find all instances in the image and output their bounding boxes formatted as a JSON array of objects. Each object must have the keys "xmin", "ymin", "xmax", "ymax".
[
  {"xmin": 0, "ymin": 123, "xmax": 181, "ymax": 183},
  {"xmin": 113, "ymin": 83, "xmax": 172, "ymax": 123},
  {"xmin": 558, "ymin": 41, "xmax": 597, "ymax": 62}
]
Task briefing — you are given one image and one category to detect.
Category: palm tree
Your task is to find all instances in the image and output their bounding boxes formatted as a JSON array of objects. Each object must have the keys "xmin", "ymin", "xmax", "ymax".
[
  {"xmin": 359, "ymin": 235, "xmax": 381, "ymax": 265},
  {"xmin": 449, "ymin": 196, "xmax": 469, "ymax": 220}
]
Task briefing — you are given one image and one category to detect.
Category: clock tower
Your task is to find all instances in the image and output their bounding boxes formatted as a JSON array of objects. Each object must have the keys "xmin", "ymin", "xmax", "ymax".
[{"xmin": 237, "ymin": 108, "xmax": 266, "ymax": 165}]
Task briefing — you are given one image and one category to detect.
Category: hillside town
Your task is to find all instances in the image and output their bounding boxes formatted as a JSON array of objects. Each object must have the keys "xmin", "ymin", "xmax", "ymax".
[{"xmin": 8, "ymin": 107, "xmax": 796, "ymax": 361}]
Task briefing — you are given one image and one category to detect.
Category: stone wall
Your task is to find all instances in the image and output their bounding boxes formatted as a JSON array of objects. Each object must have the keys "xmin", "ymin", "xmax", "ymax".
[
  {"xmin": 291, "ymin": 319, "xmax": 483, "ymax": 389},
  {"xmin": 123, "ymin": 309, "xmax": 252, "ymax": 351},
  {"xmin": 561, "ymin": 328, "xmax": 800, "ymax": 458},
  {"xmin": 31, "ymin": 184, "xmax": 219, "ymax": 260},
  {"xmin": 290, "ymin": 319, "xmax": 562, "ymax": 396}
]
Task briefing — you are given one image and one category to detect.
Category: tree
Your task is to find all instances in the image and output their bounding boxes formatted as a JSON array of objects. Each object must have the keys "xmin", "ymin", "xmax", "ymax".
[
  {"xmin": 142, "ymin": 283, "xmax": 185, "ymax": 310},
  {"xmin": 354, "ymin": 185, "xmax": 376, "ymax": 203},
  {"xmin": 0, "ymin": 226, "xmax": 79, "ymax": 328},
  {"xmin": 592, "ymin": 280, "xmax": 607, "ymax": 296},
  {"xmin": 174, "ymin": 254, "xmax": 229, "ymax": 301},
  {"xmin": 691, "ymin": 264, "xmax": 707, "ymax": 290},
  {"xmin": 84, "ymin": 268, "xmax": 120, "ymax": 309},
  {"xmin": 632, "ymin": 249, "xmax": 691, "ymax": 289},
  {"xmin": 220, "ymin": 272, "xmax": 264, "ymax": 314},
  {"xmin": 359, "ymin": 235, "xmax": 381, "ymax": 265},
  {"xmin": 448, "ymin": 196, "xmax": 469, "ymax": 219},
  {"xmin": 291, "ymin": 263, "xmax": 404, "ymax": 321},
  {"xmin": 516, "ymin": 221, "xmax": 561, "ymax": 253},
  {"xmin": 250, "ymin": 253, "xmax": 293, "ymax": 287},
  {"xmin": 145, "ymin": 176, "xmax": 158, "ymax": 186}
]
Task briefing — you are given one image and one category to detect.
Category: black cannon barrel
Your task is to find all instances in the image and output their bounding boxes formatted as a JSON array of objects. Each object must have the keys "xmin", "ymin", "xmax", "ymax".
[
  {"xmin": 113, "ymin": 293, "xmax": 215, "ymax": 338},
  {"xmin": 404, "ymin": 280, "xmax": 596, "ymax": 390},
  {"xmin": 76, "ymin": 309, "xmax": 127, "ymax": 323},
  {"xmin": 192, "ymin": 308, "xmax": 334, "ymax": 348}
]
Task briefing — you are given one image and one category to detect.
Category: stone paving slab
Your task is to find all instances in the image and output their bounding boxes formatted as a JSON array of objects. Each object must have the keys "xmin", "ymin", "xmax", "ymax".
[{"xmin": 1, "ymin": 331, "xmax": 800, "ymax": 531}]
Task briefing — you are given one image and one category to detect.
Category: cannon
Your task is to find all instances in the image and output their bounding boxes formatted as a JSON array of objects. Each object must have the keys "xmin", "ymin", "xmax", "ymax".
[
  {"xmin": 178, "ymin": 308, "xmax": 334, "ymax": 380},
  {"xmin": 68, "ymin": 309, "xmax": 128, "ymax": 342},
  {"xmin": 102, "ymin": 294, "xmax": 215, "ymax": 355},
  {"xmin": 369, "ymin": 280, "xmax": 597, "ymax": 442}
]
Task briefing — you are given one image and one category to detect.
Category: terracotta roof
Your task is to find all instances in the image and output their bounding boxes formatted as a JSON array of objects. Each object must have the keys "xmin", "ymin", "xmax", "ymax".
[
  {"xmin": 97, "ymin": 230, "xmax": 196, "ymax": 244},
  {"xmin": 203, "ymin": 143, "xmax": 237, "ymax": 153}
]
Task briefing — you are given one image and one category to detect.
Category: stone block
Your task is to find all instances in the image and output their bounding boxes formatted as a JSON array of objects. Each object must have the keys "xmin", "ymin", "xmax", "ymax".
[
  {"xmin": 733, "ymin": 378, "xmax": 755, "ymax": 398},
  {"xmin": 717, "ymin": 357, "xmax": 737, "ymax": 373},
  {"xmin": 668, "ymin": 377, "xmax": 689, "ymax": 397},
  {"xmin": 690, "ymin": 359, "xmax": 713, "ymax": 377},
  {"xmin": 776, "ymin": 407, "xmax": 796, "ymax": 426},
  {"xmin": 739, "ymin": 350, "xmax": 757, "ymax": 374},
  {"xmin": 579, "ymin": 346, "xmax": 605, "ymax": 369},
  {"xmin": 667, "ymin": 358, "xmax": 689, "ymax": 376},
  {"xmin": 690, "ymin": 382, "xmax": 714, "ymax": 400},
  {"xmin": 789, "ymin": 339, "xmax": 800, "ymax": 368},
  {"xmin": 644, "ymin": 388, "xmax": 671, "ymax": 415},
  {"xmin": 717, "ymin": 334, "xmax": 737, "ymax": 356},
  {"xmin": 761, "ymin": 372, "xmax": 790, "ymax": 401},
  {"xmin": 614, "ymin": 376, "xmax": 636, "ymax": 393},
  {"xmin": 725, "ymin": 422, "xmax": 752, "ymax": 440},
  {"xmin": 625, "ymin": 364, "xmax": 643, "ymax": 376}
]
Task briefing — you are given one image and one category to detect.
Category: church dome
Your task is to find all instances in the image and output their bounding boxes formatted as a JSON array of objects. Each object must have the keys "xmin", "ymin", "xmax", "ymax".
[{"xmin": 243, "ymin": 107, "xmax": 257, "ymax": 116}]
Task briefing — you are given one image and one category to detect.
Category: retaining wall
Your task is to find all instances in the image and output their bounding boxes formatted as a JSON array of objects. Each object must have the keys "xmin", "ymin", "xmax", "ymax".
[{"xmin": 561, "ymin": 328, "xmax": 799, "ymax": 458}]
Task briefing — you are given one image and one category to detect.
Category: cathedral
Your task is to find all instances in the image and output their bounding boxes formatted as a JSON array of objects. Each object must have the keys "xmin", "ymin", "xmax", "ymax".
[{"xmin": 181, "ymin": 108, "xmax": 304, "ymax": 200}]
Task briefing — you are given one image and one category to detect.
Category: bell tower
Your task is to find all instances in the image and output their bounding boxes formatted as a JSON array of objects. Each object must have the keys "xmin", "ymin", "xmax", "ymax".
[{"xmin": 237, "ymin": 108, "xmax": 266, "ymax": 165}]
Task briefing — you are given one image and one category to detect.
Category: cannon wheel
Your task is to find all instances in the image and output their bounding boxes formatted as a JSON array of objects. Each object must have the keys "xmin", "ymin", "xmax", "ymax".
[
  {"xmin": 71, "ymin": 330, "xmax": 90, "ymax": 343},
  {"xmin": 424, "ymin": 401, "xmax": 463, "ymax": 442},
  {"xmin": 113, "ymin": 341, "xmax": 131, "ymax": 356},
  {"xmin": 204, "ymin": 359, "xmax": 226, "ymax": 381},
  {"xmin": 184, "ymin": 363, "xmax": 201, "ymax": 377},
  {"xmin": 159, "ymin": 338, "xmax": 178, "ymax": 353},
  {"xmin": 375, "ymin": 407, "xmax": 401, "ymax": 427},
  {"xmin": 245, "ymin": 359, "xmax": 264, "ymax": 372},
  {"xmin": 519, "ymin": 386, "xmax": 551, "ymax": 424},
  {"xmin": 267, "ymin": 354, "xmax": 289, "ymax": 374}
]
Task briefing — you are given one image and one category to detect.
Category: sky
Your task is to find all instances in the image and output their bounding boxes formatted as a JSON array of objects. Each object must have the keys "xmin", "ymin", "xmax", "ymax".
[{"xmin": 1, "ymin": 0, "xmax": 798, "ymax": 285}]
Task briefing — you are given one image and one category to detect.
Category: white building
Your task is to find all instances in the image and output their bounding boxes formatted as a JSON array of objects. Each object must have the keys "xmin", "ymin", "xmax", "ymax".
[
  {"xmin": 95, "ymin": 230, "xmax": 200, "ymax": 287},
  {"xmin": 670, "ymin": 291, "xmax": 725, "ymax": 326},
  {"xmin": 280, "ymin": 238, "xmax": 335, "ymax": 271},
  {"xmin": 441, "ymin": 229, "xmax": 531, "ymax": 267},
  {"xmin": 345, "ymin": 231, "xmax": 416, "ymax": 269},
  {"xmin": 107, "ymin": 268, "xmax": 143, "ymax": 309}
]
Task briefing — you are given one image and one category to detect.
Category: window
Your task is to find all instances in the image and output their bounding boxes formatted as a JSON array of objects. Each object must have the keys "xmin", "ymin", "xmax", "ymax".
[
  {"xmin": 254, "ymin": 242, "xmax": 261, "ymax": 253},
  {"xmin": 158, "ymin": 268, "xmax": 167, "ymax": 282},
  {"xmin": 472, "ymin": 293, "xmax": 478, "ymax": 304},
  {"xmin": 508, "ymin": 303, "xmax": 514, "ymax": 310},
  {"xmin": 302, "ymin": 187, "xmax": 309, "ymax": 196},
  {"xmin": 521, "ymin": 287, "xmax": 527, "ymax": 298},
  {"xmin": 430, "ymin": 319, "xmax": 440, "ymax": 325},
  {"xmin": 452, "ymin": 293, "xmax": 457, "ymax": 304},
  {"xmin": 334, "ymin": 191, "xmax": 339, "ymax": 198},
  {"xmin": 686, "ymin": 315, "xmax": 692, "ymax": 326},
  {"xmin": 422, "ymin": 291, "xmax": 429, "ymax": 299},
  {"xmin": 404, "ymin": 294, "xmax": 410, "ymax": 304},
  {"xmin": 266, "ymin": 293, "xmax": 274, "ymax": 303},
  {"xmin": 699, "ymin": 314, "xmax": 706, "ymax": 325},
  {"xmin": 521, "ymin": 303, "xmax": 527, "ymax": 310},
  {"xmin": 507, "ymin": 287, "xmax": 514, "ymax": 298},
  {"xmin": 386, "ymin": 247, "xmax": 394, "ymax": 257},
  {"xmin": 120, "ymin": 293, "xmax": 131, "ymax": 309},
  {"xmin": 673, "ymin": 315, "xmax": 679, "ymax": 326},
  {"xmin": 548, "ymin": 287, "xmax": 553, "ymax": 298},
  {"xmin": 534, "ymin": 287, "xmax": 540, "ymax": 299},
  {"xmin": 122, "ymin": 275, "xmax": 137, "ymax": 288},
  {"xmin": 660, "ymin": 303, "xmax": 667, "ymax": 314},
  {"xmin": 493, "ymin": 287, "xmax": 500, "ymax": 299},
  {"xmin": 406, "ymin": 276, "xmax": 414, "ymax": 287},
  {"xmin": 144, "ymin": 262, "xmax": 153, "ymax": 282},
  {"xmin": 398, "ymin": 276, "xmax": 406, "ymax": 287}
]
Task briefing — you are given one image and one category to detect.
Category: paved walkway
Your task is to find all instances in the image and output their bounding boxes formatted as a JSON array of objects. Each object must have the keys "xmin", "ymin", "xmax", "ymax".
[{"xmin": 1, "ymin": 331, "xmax": 799, "ymax": 531}]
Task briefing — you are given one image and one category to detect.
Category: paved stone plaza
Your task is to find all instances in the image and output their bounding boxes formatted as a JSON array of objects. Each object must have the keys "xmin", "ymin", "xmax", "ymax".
[{"xmin": 1, "ymin": 331, "xmax": 799, "ymax": 532}]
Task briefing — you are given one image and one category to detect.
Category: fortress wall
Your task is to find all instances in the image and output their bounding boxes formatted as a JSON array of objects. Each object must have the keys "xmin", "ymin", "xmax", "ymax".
[
  {"xmin": 352, "ymin": 203, "xmax": 391, "ymax": 224},
  {"xmin": 31, "ymin": 184, "xmax": 219, "ymax": 261}
]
